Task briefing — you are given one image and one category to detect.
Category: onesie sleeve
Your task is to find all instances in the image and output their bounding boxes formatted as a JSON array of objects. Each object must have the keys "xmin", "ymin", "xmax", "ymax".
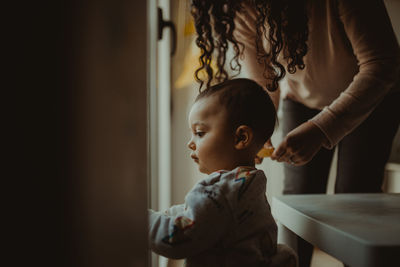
[
  {"xmin": 163, "ymin": 204, "xmax": 186, "ymax": 216},
  {"xmin": 148, "ymin": 181, "xmax": 232, "ymax": 259},
  {"xmin": 310, "ymin": 0, "xmax": 400, "ymax": 148}
]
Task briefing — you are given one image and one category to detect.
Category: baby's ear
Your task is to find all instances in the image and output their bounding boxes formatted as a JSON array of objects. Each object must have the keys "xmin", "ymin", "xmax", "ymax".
[{"xmin": 234, "ymin": 125, "xmax": 253, "ymax": 150}]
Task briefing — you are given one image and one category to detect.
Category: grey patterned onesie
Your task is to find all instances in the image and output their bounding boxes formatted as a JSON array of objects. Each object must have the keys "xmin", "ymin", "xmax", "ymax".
[{"xmin": 149, "ymin": 166, "xmax": 297, "ymax": 267}]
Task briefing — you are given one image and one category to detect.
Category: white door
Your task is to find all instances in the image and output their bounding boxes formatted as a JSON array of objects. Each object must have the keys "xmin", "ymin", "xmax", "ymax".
[{"xmin": 149, "ymin": 0, "xmax": 176, "ymax": 265}]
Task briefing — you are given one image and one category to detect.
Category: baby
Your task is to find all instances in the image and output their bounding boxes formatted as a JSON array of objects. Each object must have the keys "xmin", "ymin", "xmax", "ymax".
[{"xmin": 149, "ymin": 78, "xmax": 297, "ymax": 267}]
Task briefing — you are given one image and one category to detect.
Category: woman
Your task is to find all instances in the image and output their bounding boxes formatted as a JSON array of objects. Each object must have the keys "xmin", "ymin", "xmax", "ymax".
[{"xmin": 191, "ymin": 0, "xmax": 400, "ymax": 266}]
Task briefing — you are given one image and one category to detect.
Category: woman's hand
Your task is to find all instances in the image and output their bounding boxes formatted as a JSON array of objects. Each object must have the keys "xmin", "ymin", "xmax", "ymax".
[{"xmin": 271, "ymin": 121, "xmax": 329, "ymax": 166}]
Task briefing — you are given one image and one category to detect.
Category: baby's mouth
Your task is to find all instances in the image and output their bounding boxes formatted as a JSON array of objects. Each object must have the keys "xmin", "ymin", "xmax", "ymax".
[{"xmin": 191, "ymin": 154, "xmax": 199, "ymax": 163}]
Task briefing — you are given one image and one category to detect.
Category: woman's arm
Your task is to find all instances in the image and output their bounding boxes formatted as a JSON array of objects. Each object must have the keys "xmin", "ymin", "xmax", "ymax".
[
  {"xmin": 310, "ymin": 0, "xmax": 400, "ymax": 149},
  {"xmin": 273, "ymin": 0, "xmax": 399, "ymax": 165}
]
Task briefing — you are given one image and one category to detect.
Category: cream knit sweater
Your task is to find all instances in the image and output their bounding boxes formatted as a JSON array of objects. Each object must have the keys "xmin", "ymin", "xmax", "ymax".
[{"xmin": 234, "ymin": 0, "xmax": 400, "ymax": 148}]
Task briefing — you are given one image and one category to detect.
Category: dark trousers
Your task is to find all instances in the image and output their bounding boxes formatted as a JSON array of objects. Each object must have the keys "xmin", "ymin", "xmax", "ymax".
[{"xmin": 281, "ymin": 92, "xmax": 400, "ymax": 267}]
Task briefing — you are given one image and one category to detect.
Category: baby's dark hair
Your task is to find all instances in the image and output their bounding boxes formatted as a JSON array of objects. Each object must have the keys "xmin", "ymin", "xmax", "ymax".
[{"xmin": 195, "ymin": 78, "xmax": 277, "ymax": 145}]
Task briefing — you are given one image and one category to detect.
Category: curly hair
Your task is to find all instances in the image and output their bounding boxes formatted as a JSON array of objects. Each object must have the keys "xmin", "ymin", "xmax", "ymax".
[{"xmin": 191, "ymin": 0, "xmax": 309, "ymax": 92}]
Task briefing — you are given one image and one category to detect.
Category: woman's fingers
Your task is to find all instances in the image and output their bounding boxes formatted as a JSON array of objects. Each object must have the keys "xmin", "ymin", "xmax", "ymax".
[
  {"xmin": 288, "ymin": 155, "xmax": 299, "ymax": 165},
  {"xmin": 264, "ymin": 139, "xmax": 274, "ymax": 149},
  {"xmin": 271, "ymin": 121, "xmax": 327, "ymax": 166},
  {"xmin": 274, "ymin": 149, "xmax": 299, "ymax": 165},
  {"xmin": 271, "ymin": 137, "xmax": 299, "ymax": 165},
  {"xmin": 271, "ymin": 142, "xmax": 289, "ymax": 162}
]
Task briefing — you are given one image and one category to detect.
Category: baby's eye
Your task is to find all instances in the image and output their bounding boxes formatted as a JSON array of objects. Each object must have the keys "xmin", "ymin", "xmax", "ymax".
[{"xmin": 195, "ymin": 131, "xmax": 205, "ymax": 137}]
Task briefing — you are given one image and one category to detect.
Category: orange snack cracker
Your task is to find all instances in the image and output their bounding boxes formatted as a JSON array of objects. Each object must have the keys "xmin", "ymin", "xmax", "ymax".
[{"xmin": 257, "ymin": 147, "xmax": 274, "ymax": 158}]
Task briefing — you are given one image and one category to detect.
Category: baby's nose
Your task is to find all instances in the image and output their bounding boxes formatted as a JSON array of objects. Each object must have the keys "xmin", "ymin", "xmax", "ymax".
[{"xmin": 187, "ymin": 140, "xmax": 195, "ymax": 150}]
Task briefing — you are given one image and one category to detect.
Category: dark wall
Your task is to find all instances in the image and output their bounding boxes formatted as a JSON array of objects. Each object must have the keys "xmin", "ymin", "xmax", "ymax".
[{"xmin": 11, "ymin": 1, "xmax": 149, "ymax": 266}]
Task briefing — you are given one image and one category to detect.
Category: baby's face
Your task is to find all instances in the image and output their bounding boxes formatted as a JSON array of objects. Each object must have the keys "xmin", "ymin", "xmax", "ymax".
[{"xmin": 187, "ymin": 96, "xmax": 237, "ymax": 174}]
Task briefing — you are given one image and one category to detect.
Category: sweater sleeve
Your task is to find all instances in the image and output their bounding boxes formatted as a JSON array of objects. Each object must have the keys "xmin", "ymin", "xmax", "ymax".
[
  {"xmin": 148, "ymin": 182, "xmax": 232, "ymax": 259},
  {"xmin": 310, "ymin": 0, "xmax": 400, "ymax": 148}
]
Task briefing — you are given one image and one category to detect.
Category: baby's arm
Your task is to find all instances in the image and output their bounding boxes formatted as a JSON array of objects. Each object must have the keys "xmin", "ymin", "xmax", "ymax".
[{"xmin": 148, "ymin": 184, "xmax": 232, "ymax": 259}]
